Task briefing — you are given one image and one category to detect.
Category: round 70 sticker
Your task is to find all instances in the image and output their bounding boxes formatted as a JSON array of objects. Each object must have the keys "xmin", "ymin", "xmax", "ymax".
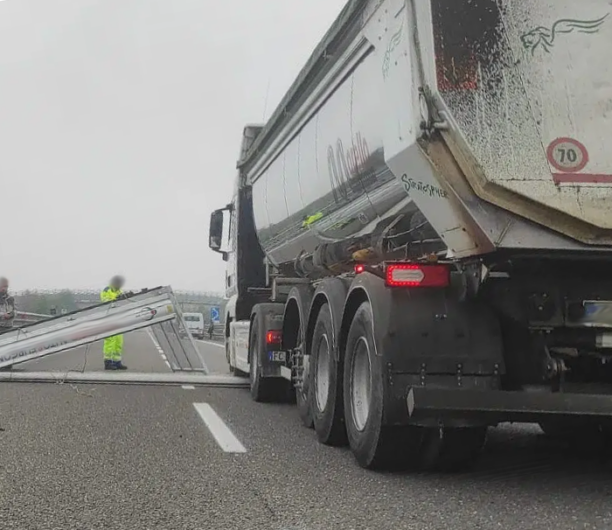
[{"xmin": 546, "ymin": 137, "xmax": 589, "ymax": 173}]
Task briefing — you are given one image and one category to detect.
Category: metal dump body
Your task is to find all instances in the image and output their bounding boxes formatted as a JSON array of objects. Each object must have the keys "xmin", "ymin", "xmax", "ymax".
[{"xmin": 242, "ymin": 0, "xmax": 612, "ymax": 267}]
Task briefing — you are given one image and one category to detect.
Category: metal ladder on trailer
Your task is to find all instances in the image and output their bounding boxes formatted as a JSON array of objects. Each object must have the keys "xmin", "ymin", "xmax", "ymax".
[{"xmin": 0, "ymin": 286, "xmax": 247, "ymax": 388}]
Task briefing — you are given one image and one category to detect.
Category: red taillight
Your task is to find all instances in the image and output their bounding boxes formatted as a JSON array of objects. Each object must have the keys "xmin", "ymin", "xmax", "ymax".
[
  {"xmin": 266, "ymin": 330, "xmax": 282, "ymax": 345},
  {"xmin": 385, "ymin": 263, "xmax": 449, "ymax": 288},
  {"xmin": 354, "ymin": 264, "xmax": 365, "ymax": 274}
]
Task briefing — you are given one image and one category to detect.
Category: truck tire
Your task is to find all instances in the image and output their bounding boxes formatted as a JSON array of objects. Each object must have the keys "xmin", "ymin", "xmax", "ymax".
[
  {"xmin": 296, "ymin": 338, "xmax": 313, "ymax": 428},
  {"xmin": 227, "ymin": 340, "xmax": 247, "ymax": 377},
  {"xmin": 226, "ymin": 341, "xmax": 232, "ymax": 368},
  {"xmin": 343, "ymin": 301, "xmax": 487, "ymax": 471},
  {"xmin": 343, "ymin": 301, "xmax": 424, "ymax": 469},
  {"xmin": 310, "ymin": 303, "xmax": 347, "ymax": 446},
  {"xmin": 249, "ymin": 314, "xmax": 282, "ymax": 402}
]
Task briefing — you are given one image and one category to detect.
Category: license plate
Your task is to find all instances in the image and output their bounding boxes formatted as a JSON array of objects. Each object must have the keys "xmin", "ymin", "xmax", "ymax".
[
  {"xmin": 268, "ymin": 351, "xmax": 286, "ymax": 362},
  {"xmin": 571, "ymin": 301, "xmax": 612, "ymax": 328}
]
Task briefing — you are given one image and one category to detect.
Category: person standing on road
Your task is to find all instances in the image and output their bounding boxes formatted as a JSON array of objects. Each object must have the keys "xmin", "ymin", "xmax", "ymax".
[
  {"xmin": 208, "ymin": 321, "xmax": 214, "ymax": 340},
  {"xmin": 0, "ymin": 277, "xmax": 15, "ymax": 334},
  {"xmin": 100, "ymin": 275, "xmax": 128, "ymax": 370}
]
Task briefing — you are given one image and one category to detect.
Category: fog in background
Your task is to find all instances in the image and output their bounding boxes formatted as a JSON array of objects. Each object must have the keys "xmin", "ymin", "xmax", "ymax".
[{"xmin": 0, "ymin": 0, "xmax": 346, "ymax": 292}]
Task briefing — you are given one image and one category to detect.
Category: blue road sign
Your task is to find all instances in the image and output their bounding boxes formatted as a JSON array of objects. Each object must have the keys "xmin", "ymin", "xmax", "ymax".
[{"xmin": 210, "ymin": 306, "xmax": 220, "ymax": 323}]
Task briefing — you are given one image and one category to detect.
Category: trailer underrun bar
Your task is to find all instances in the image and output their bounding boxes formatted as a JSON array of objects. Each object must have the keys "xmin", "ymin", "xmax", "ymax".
[{"xmin": 407, "ymin": 387, "xmax": 612, "ymax": 424}]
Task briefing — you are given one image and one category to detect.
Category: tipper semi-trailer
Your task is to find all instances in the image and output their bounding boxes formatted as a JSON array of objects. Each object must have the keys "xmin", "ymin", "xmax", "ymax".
[{"xmin": 208, "ymin": 0, "xmax": 612, "ymax": 471}]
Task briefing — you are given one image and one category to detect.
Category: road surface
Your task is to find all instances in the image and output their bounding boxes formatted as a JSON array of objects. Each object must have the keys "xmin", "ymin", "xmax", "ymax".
[{"xmin": 0, "ymin": 331, "xmax": 611, "ymax": 529}]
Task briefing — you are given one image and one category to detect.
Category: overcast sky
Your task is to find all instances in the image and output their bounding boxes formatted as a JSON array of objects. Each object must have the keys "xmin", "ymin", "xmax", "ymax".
[{"xmin": 0, "ymin": 0, "xmax": 346, "ymax": 292}]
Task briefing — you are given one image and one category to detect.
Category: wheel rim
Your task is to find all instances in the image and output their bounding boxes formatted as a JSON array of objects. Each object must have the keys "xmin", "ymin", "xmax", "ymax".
[
  {"xmin": 302, "ymin": 351, "xmax": 310, "ymax": 393},
  {"xmin": 351, "ymin": 336, "xmax": 372, "ymax": 432},
  {"xmin": 315, "ymin": 334, "xmax": 330, "ymax": 412}
]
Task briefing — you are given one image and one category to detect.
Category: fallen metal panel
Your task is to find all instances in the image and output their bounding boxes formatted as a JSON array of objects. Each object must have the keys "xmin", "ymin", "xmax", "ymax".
[
  {"xmin": 0, "ymin": 371, "xmax": 249, "ymax": 387},
  {"xmin": 0, "ymin": 287, "xmax": 177, "ymax": 369},
  {"xmin": 149, "ymin": 296, "xmax": 207, "ymax": 373}
]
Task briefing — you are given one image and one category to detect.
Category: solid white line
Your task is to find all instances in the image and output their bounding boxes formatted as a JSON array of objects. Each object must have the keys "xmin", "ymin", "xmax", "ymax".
[
  {"xmin": 193, "ymin": 403, "xmax": 246, "ymax": 453},
  {"xmin": 182, "ymin": 385, "xmax": 195, "ymax": 390},
  {"xmin": 196, "ymin": 339, "xmax": 224, "ymax": 349}
]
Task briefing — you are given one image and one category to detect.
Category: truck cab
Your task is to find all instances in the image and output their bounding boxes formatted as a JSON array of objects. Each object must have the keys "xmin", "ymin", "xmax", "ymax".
[{"xmin": 209, "ymin": 125, "xmax": 267, "ymax": 370}]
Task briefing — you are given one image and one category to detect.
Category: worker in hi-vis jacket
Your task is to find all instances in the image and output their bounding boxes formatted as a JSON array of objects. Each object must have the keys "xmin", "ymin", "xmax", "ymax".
[
  {"xmin": 0, "ymin": 277, "xmax": 15, "ymax": 334},
  {"xmin": 100, "ymin": 275, "xmax": 128, "ymax": 370}
]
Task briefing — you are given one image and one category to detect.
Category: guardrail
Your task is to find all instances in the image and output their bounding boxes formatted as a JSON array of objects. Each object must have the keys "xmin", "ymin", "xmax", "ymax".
[
  {"xmin": 14, "ymin": 311, "xmax": 51, "ymax": 325},
  {"xmin": 12, "ymin": 311, "xmax": 228, "ymax": 344}
]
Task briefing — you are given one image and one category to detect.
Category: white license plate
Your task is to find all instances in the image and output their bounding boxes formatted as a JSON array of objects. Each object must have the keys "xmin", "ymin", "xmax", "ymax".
[{"xmin": 268, "ymin": 351, "xmax": 286, "ymax": 362}]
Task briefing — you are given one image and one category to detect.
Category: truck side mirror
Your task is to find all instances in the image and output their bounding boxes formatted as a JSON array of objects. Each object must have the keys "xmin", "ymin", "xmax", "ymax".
[{"xmin": 209, "ymin": 209, "xmax": 224, "ymax": 252}]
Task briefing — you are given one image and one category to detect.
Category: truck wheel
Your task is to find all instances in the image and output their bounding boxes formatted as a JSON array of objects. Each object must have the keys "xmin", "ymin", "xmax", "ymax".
[
  {"xmin": 296, "ymin": 343, "xmax": 313, "ymax": 428},
  {"xmin": 227, "ymin": 341, "xmax": 247, "ymax": 377},
  {"xmin": 342, "ymin": 301, "xmax": 487, "ymax": 471},
  {"xmin": 249, "ymin": 314, "xmax": 280, "ymax": 402},
  {"xmin": 310, "ymin": 303, "xmax": 347, "ymax": 446},
  {"xmin": 343, "ymin": 301, "xmax": 424, "ymax": 470}
]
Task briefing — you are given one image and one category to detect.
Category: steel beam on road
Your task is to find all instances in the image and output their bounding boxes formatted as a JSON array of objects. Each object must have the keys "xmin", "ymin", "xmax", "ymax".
[{"xmin": 0, "ymin": 371, "xmax": 250, "ymax": 387}]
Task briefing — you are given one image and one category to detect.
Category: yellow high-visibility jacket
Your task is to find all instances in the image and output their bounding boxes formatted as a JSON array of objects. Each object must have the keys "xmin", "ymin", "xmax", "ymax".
[{"xmin": 100, "ymin": 286, "xmax": 122, "ymax": 303}]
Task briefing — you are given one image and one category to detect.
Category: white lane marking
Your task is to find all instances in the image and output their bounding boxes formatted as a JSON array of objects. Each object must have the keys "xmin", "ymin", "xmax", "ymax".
[
  {"xmin": 196, "ymin": 339, "xmax": 224, "ymax": 349},
  {"xmin": 146, "ymin": 329, "xmax": 172, "ymax": 371},
  {"xmin": 182, "ymin": 385, "xmax": 195, "ymax": 390},
  {"xmin": 193, "ymin": 403, "xmax": 246, "ymax": 453}
]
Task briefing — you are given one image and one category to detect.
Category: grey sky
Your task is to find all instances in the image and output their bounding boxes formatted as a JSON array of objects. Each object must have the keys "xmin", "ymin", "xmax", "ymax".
[{"xmin": 0, "ymin": 0, "xmax": 346, "ymax": 292}]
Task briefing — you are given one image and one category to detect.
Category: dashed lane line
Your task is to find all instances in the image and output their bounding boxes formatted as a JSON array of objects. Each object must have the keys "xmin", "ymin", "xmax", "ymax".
[
  {"xmin": 146, "ymin": 329, "xmax": 173, "ymax": 371},
  {"xmin": 193, "ymin": 403, "xmax": 247, "ymax": 453}
]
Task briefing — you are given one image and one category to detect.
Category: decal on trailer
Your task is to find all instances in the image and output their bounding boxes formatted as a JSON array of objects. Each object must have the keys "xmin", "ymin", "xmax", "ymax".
[{"xmin": 521, "ymin": 14, "xmax": 609, "ymax": 55}]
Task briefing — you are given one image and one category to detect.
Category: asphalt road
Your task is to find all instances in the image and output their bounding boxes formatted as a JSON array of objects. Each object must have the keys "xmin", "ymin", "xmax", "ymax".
[{"xmin": 1, "ymin": 331, "xmax": 612, "ymax": 529}]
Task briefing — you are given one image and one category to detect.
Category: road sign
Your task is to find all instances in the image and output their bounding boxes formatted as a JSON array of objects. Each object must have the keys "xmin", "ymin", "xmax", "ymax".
[
  {"xmin": 210, "ymin": 306, "xmax": 220, "ymax": 323},
  {"xmin": 547, "ymin": 137, "xmax": 589, "ymax": 173}
]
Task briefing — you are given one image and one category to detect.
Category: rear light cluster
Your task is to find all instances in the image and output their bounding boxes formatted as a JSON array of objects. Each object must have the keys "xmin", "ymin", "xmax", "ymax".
[
  {"xmin": 386, "ymin": 263, "xmax": 449, "ymax": 287},
  {"xmin": 353, "ymin": 262, "xmax": 450, "ymax": 288},
  {"xmin": 266, "ymin": 330, "xmax": 282, "ymax": 345}
]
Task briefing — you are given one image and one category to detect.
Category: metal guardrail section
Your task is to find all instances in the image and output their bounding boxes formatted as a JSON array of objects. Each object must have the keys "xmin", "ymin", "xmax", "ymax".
[
  {"xmin": 149, "ymin": 294, "xmax": 208, "ymax": 373},
  {"xmin": 0, "ymin": 287, "xmax": 206, "ymax": 374},
  {"xmin": 0, "ymin": 371, "xmax": 249, "ymax": 387},
  {"xmin": 0, "ymin": 288, "xmax": 231, "ymax": 386},
  {"xmin": 14, "ymin": 311, "xmax": 50, "ymax": 325}
]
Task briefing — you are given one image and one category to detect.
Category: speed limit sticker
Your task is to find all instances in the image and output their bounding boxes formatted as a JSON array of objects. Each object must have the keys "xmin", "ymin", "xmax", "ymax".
[{"xmin": 547, "ymin": 137, "xmax": 589, "ymax": 173}]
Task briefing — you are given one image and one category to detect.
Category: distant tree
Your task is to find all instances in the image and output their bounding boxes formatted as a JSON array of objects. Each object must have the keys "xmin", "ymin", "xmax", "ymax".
[{"xmin": 54, "ymin": 290, "xmax": 78, "ymax": 313}]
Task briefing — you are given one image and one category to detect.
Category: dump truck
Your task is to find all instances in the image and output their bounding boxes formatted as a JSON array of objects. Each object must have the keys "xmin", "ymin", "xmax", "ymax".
[{"xmin": 208, "ymin": 0, "xmax": 612, "ymax": 471}]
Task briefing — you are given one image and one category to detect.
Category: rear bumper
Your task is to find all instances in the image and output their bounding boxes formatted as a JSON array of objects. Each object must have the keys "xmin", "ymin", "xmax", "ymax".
[{"xmin": 407, "ymin": 387, "xmax": 612, "ymax": 425}]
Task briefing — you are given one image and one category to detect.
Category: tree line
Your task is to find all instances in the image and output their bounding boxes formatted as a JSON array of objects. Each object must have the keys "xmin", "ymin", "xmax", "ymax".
[{"xmin": 14, "ymin": 290, "xmax": 79, "ymax": 315}]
